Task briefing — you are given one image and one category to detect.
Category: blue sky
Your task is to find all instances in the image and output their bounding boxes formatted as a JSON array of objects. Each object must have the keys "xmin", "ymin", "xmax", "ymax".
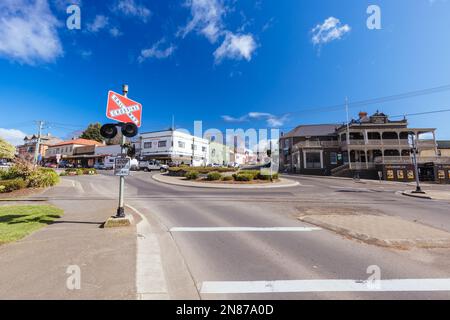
[{"xmin": 1, "ymin": 0, "xmax": 450, "ymax": 145}]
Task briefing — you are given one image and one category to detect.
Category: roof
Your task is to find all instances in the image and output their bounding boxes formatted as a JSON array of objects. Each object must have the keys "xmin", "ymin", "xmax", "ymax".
[
  {"xmin": 282, "ymin": 124, "xmax": 339, "ymax": 138},
  {"xmin": 49, "ymin": 138, "xmax": 103, "ymax": 147},
  {"xmin": 437, "ymin": 141, "xmax": 450, "ymax": 149}
]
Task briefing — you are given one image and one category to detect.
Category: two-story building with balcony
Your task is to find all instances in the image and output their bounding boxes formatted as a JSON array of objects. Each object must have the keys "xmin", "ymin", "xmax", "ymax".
[{"xmin": 281, "ymin": 111, "xmax": 450, "ymax": 183}]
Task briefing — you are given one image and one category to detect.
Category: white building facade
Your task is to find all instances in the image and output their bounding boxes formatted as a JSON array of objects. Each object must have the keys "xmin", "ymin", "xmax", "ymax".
[{"xmin": 139, "ymin": 130, "xmax": 210, "ymax": 166}]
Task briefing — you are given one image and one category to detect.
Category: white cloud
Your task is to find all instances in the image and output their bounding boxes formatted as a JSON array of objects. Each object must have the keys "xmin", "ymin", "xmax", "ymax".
[
  {"xmin": 138, "ymin": 39, "xmax": 176, "ymax": 62},
  {"xmin": 214, "ymin": 32, "xmax": 257, "ymax": 63},
  {"xmin": 0, "ymin": 0, "xmax": 63, "ymax": 65},
  {"xmin": 79, "ymin": 49, "xmax": 92, "ymax": 59},
  {"xmin": 52, "ymin": 0, "xmax": 82, "ymax": 11},
  {"xmin": 109, "ymin": 27, "xmax": 122, "ymax": 37},
  {"xmin": 112, "ymin": 0, "xmax": 152, "ymax": 23},
  {"xmin": 311, "ymin": 17, "xmax": 351, "ymax": 46},
  {"xmin": 179, "ymin": 0, "xmax": 226, "ymax": 43},
  {"xmin": 0, "ymin": 128, "xmax": 28, "ymax": 146},
  {"xmin": 222, "ymin": 112, "xmax": 289, "ymax": 127},
  {"xmin": 87, "ymin": 15, "xmax": 109, "ymax": 33}
]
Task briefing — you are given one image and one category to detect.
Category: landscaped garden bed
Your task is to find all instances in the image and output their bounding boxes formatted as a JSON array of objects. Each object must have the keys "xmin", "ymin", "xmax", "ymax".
[
  {"xmin": 0, "ymin": 161, "xmax": 60, "ymax": 194},
  {"xmin": 182, "ymin": 169, "xmax": 279, "ymax": 184},
  {"xmin": 60, "ymin": 168, "xmax": 97, "ymax": 176}
]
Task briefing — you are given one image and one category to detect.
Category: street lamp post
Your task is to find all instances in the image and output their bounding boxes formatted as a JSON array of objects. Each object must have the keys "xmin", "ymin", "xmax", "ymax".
[{"xmin": 410, "ymin": 133, "xmax": 425, "ymax": 194}]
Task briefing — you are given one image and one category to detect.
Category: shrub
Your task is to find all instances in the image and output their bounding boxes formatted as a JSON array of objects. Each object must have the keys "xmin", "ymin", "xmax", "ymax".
[
  {"xmin": 185, "ymin": 171, "xmax": 199, "ymax": 180},
  {"xmin": 233, "ymin": 173, "xmax": 254, "ymax": 182},
  {"xmin": 0, "ymin": 178, "xmax": 27, "ymax": 193},
  {"xmin": 206, "ymin": 172, "xmax": 222, "ymax": 181},
  {"xmin": 59, "ymin": 171, "xmax": 67, "ymax": 177},
  {"xmin": 238, "ymin": 170, "xmax": 260, "ymax": 179},
  {"xmin": 76, "ymin": 169, "xmax": 84, "ymax": 176},
  {"xmin": 222, "ymin": 175, "xmax": 233, "ymax": 181},
  {"xmin": 257, "ymin": 173, "xmax": 279, "ymax": 181},
  {"xmin": 1, "ymin": 162, "xmax": 34, "ymax": 180},
  {"xmin": 27, "ymin": 169, "xmax": 60, "ymax": 188},
  {"xmin": 82, "ymin": 168, "xmax": 97, "ymax": 175}
]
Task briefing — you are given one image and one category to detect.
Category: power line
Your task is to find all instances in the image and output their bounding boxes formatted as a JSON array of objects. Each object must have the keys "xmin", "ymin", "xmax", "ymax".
[
  {"xmin": 286, "ymin": 84, "xmax": 450, "ymax": 116},
  {"xmin": 390, "ymin": 108, "xmax": 450, "ymax": 118}
]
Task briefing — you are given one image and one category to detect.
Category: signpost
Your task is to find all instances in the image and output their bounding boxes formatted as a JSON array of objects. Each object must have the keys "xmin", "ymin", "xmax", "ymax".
[{"xmin": 101, "ymin": 85, "xmax": 141, "ymax": 220}]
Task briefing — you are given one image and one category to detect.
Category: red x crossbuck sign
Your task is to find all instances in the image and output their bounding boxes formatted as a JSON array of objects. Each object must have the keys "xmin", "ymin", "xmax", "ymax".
[{"xmin": 106, "ymin": 91, "xmax": 142, "ymax": 127}]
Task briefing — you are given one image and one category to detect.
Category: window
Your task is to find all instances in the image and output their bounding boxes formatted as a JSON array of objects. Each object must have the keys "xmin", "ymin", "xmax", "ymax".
[
  {"xmin": 212, "ymin": 149, "xmax": 216, "ymax": 157},
  {"xmin": 192, "ymin": 144, "xmax": 197, "ymax": 150},
  {"xmin": 202, "ymin": 146, "xmax": 206, "ymax": 152},
  {"xmin": 144, "ymin": 142, "xmax": 152, "ymax": 149},
  {"xmin": 330, "ymin": 152, "xmax": 338, "ymax": 165},
  {"xmin": 158, "ymin": 141, "xmax": 167, "ymax": 148},
  {"xmin": 178, "ymin": 141, "xmax": 185, "ymax": 148},
  {"xmin": 305, "ymin": 152, "xmax": 322, "ymax": 169}
]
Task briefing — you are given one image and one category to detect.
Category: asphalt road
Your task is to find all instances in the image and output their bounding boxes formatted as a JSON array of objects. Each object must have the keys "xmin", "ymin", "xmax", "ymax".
[{"xmin": 48, "ymin": 171, "xmax": 450, "ymax": 300}]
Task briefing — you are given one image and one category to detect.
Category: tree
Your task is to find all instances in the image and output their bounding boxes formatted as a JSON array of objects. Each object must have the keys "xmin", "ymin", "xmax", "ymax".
[
  {"xmin": 80, "ymin": 123, "xmax": 104, "ymax": 143},
  {"xmin": 0, "ymin": 138, "xmax": 15, "ymax": 159}
]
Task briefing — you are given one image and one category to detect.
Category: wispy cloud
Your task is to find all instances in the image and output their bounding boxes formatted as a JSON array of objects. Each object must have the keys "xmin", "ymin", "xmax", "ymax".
[
  {"xmin": 311, "ymin": 17, "xmax": 350, "ymax": 47},
  {"xmin": 111, "ymin": 0, "xmax": 152, "ymax": 23},
  {"xmin": 179, "ymin": 0, "xmax": 258, "ymax": 63},
  {"xmin": 0, "ymin": 128, "xmax": 28, "ymax": 146},
  {"xmin": 222, "ymin": 112, "xmax": 289, "ymax": 127},
  {"xmin": 87, "ymin": 15, "xmax": 109, "ymax": 33},
  {"xmin": 0, "ymin": 0, "xmax": 63, "ymax": 65},
  {"xmin": 214, "ymin": 32, "xmax": 257, "ymax": 63},
  {"xmin": 109, "ymin": 27, "xmax": 122, "ymax": 37},
  {"xmin": 138, "ymin": 39, "xmax": 176, "ymax": 62},
  {"xmin": 179, "ymin": 0, "xmax": 225, "ymax": 43}
]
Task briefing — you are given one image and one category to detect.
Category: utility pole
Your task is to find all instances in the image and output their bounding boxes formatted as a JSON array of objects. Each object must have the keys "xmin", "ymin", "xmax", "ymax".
[
  {"xmin": 410, "ymin": 133, "xmax": 425, "ymax": 194},
  {"xmin": 34, "ymin": 120, "xmax": 44, "ymax": 166},
  {"xmin": 116, "ymin": 84, "xmax": 128, "ymax": 218},
  {"xmin": 345, "ymin": 97, "xmax": 352, "ymax": 171}
]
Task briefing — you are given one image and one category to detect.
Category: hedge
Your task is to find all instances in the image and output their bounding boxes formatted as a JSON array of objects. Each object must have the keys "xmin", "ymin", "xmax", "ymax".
[
  {"xmin": 233, "ymin": 173, "xmax": 254, "ymax": 182},
  {"xmin": 206, "ymin": 172, "xmax": 222, "ymax": 181},
  {"xmin": 221, "ymin": 175, "xmax": 233, "ymax": 181},
  {"xmin": 0, "ymin": 178, "xmax": 27, "ymax": 193},
  {"xmin": 185, "ymin": 171, "xmax": 199, "ymax": 180},
  {"xmin": 27, "ymin": 169, "xmax": 60, "ymax": 188},
  {"xmin": 169, "ymin": 166, "xmax": 236, "ymax": 176}
]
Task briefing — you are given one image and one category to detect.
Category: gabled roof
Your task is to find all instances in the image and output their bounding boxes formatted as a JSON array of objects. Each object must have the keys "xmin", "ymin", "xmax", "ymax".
[
  {"xmin": 49, "ymin": 138, "xmax": 103, "ymax": 147},
  {"xmin": 282, "ymin": 124, "xmax": 339, "ymax": 138}
]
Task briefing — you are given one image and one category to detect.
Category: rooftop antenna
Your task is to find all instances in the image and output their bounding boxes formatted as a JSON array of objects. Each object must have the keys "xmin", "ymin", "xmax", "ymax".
[{"xmin": 171, "ymin": 115, "xmax": 175, "ymax": 131}]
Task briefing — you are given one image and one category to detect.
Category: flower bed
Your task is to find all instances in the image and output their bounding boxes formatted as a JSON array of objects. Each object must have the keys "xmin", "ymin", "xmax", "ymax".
[{"xmin": 180, "ymin": 169, "xmax": 279, "ymax": 184}]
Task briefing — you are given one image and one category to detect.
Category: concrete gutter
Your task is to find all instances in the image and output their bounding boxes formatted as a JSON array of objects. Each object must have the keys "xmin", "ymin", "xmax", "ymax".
[{"xmin": 152, "ymin": 173, "xmax": 300, "ymax": 189}]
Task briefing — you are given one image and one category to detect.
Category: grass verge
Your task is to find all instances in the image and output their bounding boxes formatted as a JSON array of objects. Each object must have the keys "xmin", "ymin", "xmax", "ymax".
[{"xmin": 0, "ymin": 205, "xmax": 63, "ymax": 245}]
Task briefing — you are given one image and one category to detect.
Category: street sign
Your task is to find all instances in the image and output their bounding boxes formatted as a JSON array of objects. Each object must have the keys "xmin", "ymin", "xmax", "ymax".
[
  {"xmin": 114, "ymin": 157, "xmax": 131, "ymax": 176},
  {"xmin": 106, "ymin": 91, "xmax": 142, "ymax": 127}
]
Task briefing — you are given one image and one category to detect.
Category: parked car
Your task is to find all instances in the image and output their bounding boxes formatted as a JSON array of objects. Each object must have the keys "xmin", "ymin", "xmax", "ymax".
[
  {"xmin": 138, "ymin": 160, "xmax": 169, "ymax": 172},
  {"xmin": 58, "ymin": 161, "xmax": 74, "ymax": 168},
  {"xmin": 44, "ymin": 163, "xmax": 57, "ymax": 168},
  {"xmin": 94, "ymin": 163, "xmax": 107, "ymax": 170},
  {"xmin": 228, "ymin": 162, "xmax": 240, "ymax": 169}
]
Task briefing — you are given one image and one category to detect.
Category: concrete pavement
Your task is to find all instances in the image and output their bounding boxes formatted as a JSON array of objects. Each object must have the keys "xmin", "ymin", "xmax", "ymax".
[{"xmin": 1, "ymin": 171, "xmax": 450, "ymax": 299}]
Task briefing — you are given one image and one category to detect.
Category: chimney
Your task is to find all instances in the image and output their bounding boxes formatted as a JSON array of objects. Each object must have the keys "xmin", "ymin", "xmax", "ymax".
[{"xmin": 358, "ymin": 111, "xmax": 368, "ymax": 120}]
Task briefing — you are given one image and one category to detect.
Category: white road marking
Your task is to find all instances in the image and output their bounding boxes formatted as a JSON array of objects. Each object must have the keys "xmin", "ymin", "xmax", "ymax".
[
  {"xmin": 126, "ymin": 204, "xmax": 169, "ymax": 300},
  {"xmin": 170, "ymin": 227, "xmax": 322, "ymax": 232},
  {"xmin": 200, "ymin": 279, "xmax": 450, "ymax": 294}
]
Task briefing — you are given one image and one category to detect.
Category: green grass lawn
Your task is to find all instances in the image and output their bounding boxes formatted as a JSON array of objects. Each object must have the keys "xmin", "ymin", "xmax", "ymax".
[{"xmin": 0, "ymin": 205, "xmax": 63, "ymax": 244}]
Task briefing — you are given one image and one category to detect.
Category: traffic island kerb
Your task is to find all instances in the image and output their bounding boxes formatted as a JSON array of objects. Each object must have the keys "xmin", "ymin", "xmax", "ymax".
[{"xmin": 103, "ymin": 214, "xmax": 134, "ymax": 228}]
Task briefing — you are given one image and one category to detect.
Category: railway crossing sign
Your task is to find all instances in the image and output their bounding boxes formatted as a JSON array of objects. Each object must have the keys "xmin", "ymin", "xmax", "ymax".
[{"xmin": 106, "ymin": 91, "xmax": 142, "ymax": 127}]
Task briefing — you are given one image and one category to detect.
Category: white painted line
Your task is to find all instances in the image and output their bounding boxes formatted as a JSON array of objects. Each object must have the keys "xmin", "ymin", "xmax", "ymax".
[
  {"xmin": 170, "ymin": 227, "xmax": 322, "ymax": 232},
  {"xmin": 126, "ymin": 204, "xmax": 169, "ymax": 300},
  {"xmin": 200, "ymin": 279, "xmax": 450, "ymax": 294}
]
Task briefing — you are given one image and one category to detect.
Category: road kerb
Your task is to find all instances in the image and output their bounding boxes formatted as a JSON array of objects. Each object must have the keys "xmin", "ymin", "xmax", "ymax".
[
  {"xmin": 126, "ymin": 204, "xmax": 169, "ymax": 300},
  {"xmin": 152, "ymin": 173, "xmax": 300, "ymax": 189}
]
